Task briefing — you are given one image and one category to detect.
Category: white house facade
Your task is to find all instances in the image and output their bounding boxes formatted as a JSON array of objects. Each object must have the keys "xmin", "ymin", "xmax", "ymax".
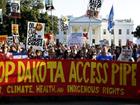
[{"xmin": 57, "ymin": 15, "xmax": 134, "ymax": 46}]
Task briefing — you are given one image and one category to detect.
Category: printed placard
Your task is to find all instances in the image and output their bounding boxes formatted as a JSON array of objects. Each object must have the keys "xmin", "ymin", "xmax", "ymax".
[
  {"xmin": 26, "ymin": 22, "xmax": 45, "ymax": 50},
  {"xmin": 0, "ymin": 59, "xmax": 139, "ymax": 99},
  {"xmin": 11, "ymin": 0, "xmax": 20, "ymax": 13}
]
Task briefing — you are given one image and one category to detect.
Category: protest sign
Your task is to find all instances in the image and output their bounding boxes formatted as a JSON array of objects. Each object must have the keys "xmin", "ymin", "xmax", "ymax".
[
  {"xmin": 12, "ymin": 24, "xmax": 19, "ymax": 36},
  {"xmin": 26, "ymin": 22, "xmax": 45, "ymax": 50},
  {"xmin": 68, "ymin": 33, "xmax": 83, "ymax": 47},
  {"xmin": 117, "ymin": 48, "xmax": 133, "ymax": 62},
  {"xmin": 11, "ymin": 0, "xmax": 20, "ymax": 13}
]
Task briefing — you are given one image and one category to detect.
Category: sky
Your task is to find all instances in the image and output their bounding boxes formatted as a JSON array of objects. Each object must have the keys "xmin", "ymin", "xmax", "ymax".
[{"xmin": 52, "ymin": 0, "xmax": 140, "ymax": 28}]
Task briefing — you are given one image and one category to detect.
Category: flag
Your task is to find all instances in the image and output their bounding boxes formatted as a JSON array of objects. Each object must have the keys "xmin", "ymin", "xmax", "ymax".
[{"xmin": 108, "ymin": 5, "xmax": 114, "ymax": 33}]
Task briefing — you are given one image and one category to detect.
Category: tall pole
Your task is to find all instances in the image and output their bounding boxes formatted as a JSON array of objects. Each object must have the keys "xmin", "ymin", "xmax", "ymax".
[
  {"xmin": 113, "ymin": 29, "xmax": 115, "ymax": 46},
  {"xmin": 51, "ymin": 8, "xmax": 53, "ymax": 34},
  {"xmin": 2, "ymin": 0, "xmax": 6, "ymax": 14},
  {"xmin": 87, "ymin": 0, "xmax": 102, "ymax": 45},
  {"xmin": 46, "ymin": 0, "xmax": 54, "ymax": 34}
]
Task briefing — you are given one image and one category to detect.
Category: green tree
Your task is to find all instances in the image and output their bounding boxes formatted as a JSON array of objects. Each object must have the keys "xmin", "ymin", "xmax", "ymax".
[
  {"xmin": 0, "ymin": 0, "xmax": 6, "ymax": 10},
  {"xmin": 32, "ymin": 1, "xmax": 44, "ymax": 9},
  {"xmin": 0, "ymin": 0, "xmax": 58, "ymax": 43},
  {"xmin": 0, "ymin": 15, "xmax": 12, "ymax": 35},
  {"xmin": 51, "ymin": 16, "xmax": 58, "ymax": 34},
  {"xmin": 21, "ymin": 0, "xmax": 44, "ymax": 9},
  {"xmin": 132, "ymin": 25, "xmax": 140, "ymax": 38},
  {"xmin": 20, "ymin": 0, "xmax": 58, "ymax": 42}
]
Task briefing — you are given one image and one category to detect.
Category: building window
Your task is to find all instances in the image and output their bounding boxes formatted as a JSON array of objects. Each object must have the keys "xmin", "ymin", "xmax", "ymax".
[
  {"xmin": 111, "ymin": 29, "xmax": 114, "ymax": 35},
  {"xmin": 127, "ymin": 29, "xmax": 130, "ymax": 35},
  {"xmin": 92, "ymin": 29, "xmax": 95, "ymax": 34},
  {"xmin": 92, "ymin": 39, "xmax": 95, "ymax": 43},
  {"xmin": 119, "ymin": 29, "xmax": 122, "ymax": 35},
  {"xmin": 74, "ymin": 28, "xmax": 78, "ymax": 32},
  {"xmin": 119, "ymin": 39, "xmax": 122, "ymax": 46},
  {"xmin": 111, "ymin": 39, "xmax": 114, "ymax": 45},
  {"xmin": 57, "ymin": 31, "xmax": 59, "ymax": 34},
  {"xmin": 103, "ymin": 29, "xmax": 106, "ymax": 35},
  {"xmin": 83, "ymin": 28, "xmax": 87, "ymax": 32},
  {"xmin": 64, "ymin": 31, "xmax": 67, "ymax": 35}
]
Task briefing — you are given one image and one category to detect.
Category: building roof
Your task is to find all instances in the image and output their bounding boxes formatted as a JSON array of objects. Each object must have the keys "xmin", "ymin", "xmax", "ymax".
[{"xmin": 70, "ymin": 15, "xmax": 102, "ymax": 23}]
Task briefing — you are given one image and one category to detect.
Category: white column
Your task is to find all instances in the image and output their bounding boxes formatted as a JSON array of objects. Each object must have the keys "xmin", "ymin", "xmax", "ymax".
[
  {"xmin": 66, "ymin": 24, "xmax": 72, "ymax": 45},
  {"xmin": 58, "ymin": 19, "xmax": 64, "ymax": 43},
  {"xmin": 99, "ymin": 25, "xmax": 103, "ymax": 41},
  {"xmin": 113, "ymin": 32, "xmax": 115, "ymax": 46},
  {"xmin": 80, "ymin": 25, "xmax": 83, "ymax": 33},
  {"xmin": 69, "ymin": 25, "xmax": 72, "ymax": 34},
  {"xmin": 108, "ymin": 31, "xmax": 111, "ymax": 46},
  {"xmin": 89, "ymin": 26, "xmax": 92, "ymax": 46}
]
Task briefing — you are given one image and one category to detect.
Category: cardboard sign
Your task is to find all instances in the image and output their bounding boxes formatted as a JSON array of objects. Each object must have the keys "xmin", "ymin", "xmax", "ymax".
[{"xmin": 26, "ymin": 22, "xmax": 45, "ymax": 50}]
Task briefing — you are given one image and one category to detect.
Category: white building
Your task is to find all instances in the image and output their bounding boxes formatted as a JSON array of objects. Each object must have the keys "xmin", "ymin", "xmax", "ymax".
[{"xmin": 57, "ymin": 15, "xmax": 134, "ymax": 46}]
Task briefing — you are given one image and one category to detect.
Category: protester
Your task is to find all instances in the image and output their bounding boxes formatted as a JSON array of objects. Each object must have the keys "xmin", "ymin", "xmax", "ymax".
[
  {"xmin": 96, "ymin": 44, "xmax": 113, "ymax": 61},
  {"xmin": 0, "ymin": 40, "xmax": 139, "ymax": 62},
  {"xmin": 117, "ymin": 45, "xmax": 134, "ymax": 62},
  {"xmin": 34, "ymin": 50, "xmax": 43, "ymax": 59},
  {"xmin": 43, "ymin": 48, "xmax": 49, "ymax": 59},
  {"xmin": 0, "ymin": 43, "xmax": 13, "ymax": 59},
  {"xmin": 132, "ymin": 44, "xmax": 137, "ymax": 61},
  {"xmin": 114, "ymin": 46, "xmax": 121, "ymax": 60}
]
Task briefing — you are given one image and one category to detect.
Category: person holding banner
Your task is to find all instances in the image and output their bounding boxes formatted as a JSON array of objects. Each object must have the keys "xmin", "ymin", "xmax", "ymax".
[
  {"xmin": 117, "ymin": 45, "xmax": 134, "ymax": 62},
  {"xmin": 0, "ymin": 43, "xmax": 13, "ymax": 59},
  {"xmin": 96, "ymin": 44, "xmax": 113, "ymax": 61},
  {"xmin": 136, "ymin": 45, "xmax": 140, "ymax": 62},
  {"xmin": 27, "ymin": 46, "xmax": 35, "ymax": 59},
  {"xmin": 34, "ymin": 50, "xmax": 43, "ymax": 59}
]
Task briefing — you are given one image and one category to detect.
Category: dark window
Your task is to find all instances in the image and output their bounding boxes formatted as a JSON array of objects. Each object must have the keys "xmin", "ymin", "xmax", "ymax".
[
  {"xmin": 119, "ymin": 29, "xmax": 122, "ymax": 35},
  {"xmin": 111, "ymin": 29, "xmax": 114, "ymax": 35},
  {"xmin": 127, "ymin": 29, "xmax": 129, "ymax": 35},
  {"xmin": 92, "ymin": 39, "xmax": 95, "ymax": 43},
  {"xmin": 111, "ymin": 39, "xmax": 114, "ymax": 45},
  {"xmin": 103, "ymin": 29, "xmax": 106, "ymax": 35},
  {"xmin": 119, "ymin": 39, "xmax": 122, "ymax": 46}
]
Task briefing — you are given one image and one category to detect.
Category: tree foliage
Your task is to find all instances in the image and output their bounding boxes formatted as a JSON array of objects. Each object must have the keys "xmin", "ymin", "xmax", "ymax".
[
  {"xmin": 132, "ymin": 25, "xmax": 140, "ymax": 38},
  {"xmin": 0, "ymin": 0, "xmax": 6, "ymax": 9},
  {"xmin": 0, "ymin": 0, "xmax": 58, "ymax": 43}
]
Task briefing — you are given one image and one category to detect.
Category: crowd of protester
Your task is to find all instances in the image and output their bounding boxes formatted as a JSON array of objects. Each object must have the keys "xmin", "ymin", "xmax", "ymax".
[{"xmin": 0, "ymin": 41, "xmax": 140, "ymax": 62}]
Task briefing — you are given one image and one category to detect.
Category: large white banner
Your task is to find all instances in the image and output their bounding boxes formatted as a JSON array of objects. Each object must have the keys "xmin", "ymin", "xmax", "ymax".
[
  {"xmin": 26, "ymin": 22, "xmax": 45, "ymax": 50},
  {"xmin": 11, "ymin": 0, "xmax": 20, "ymax": 13},
  {"xmin": 67, "ymin": 33, "xmax": 83, "ymax": 47}
]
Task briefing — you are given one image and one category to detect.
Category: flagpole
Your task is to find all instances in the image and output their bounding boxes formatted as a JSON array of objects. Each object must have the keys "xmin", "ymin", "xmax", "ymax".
[
  {"xmin": 87, "ymin": 0, "xmax": 102, "ymax": 46},
  {"xmin": 46, "ymin": 0, "xmax": 55, "ymax": 34},
  {"xmin": 108, "ymin": 5, "xmax": 114, "ymax": 46},
  {"xmin": 51, "ymin": 9, "xmax": 53, "ymax": 33},
  {"xmin": 113, "ymin": 29, "xmax": 115, "ymax": 46}
]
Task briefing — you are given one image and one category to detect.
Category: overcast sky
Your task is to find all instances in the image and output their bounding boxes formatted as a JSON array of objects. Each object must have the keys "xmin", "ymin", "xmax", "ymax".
[{"xmin": 52, "ymin": 0, "xmax": 140, "ymax": 28}]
